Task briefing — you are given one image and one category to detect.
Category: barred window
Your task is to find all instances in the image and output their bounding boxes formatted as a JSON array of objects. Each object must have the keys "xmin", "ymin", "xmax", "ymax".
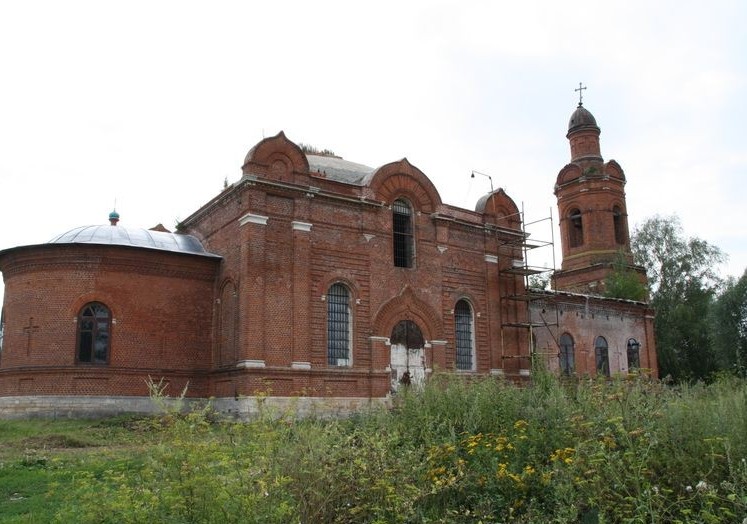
[
  {"xmin": 77, "ymin": 302, "xmax": 111, "ymax": 364},
  {"xmin": 327, "ymin": 283, "xmax": 351, "ymax": 366},
  {"xmin": 569, "ymin": 208, "xmax": 583, "ymax": 247},
  {"xmin": 393, "ymin": 199, "xmax": 414, "ymax": 268},
  {"xmin": 559, "ymin": 333, "xmax": 575, "ymax": 375},
  {"xmin": 595, "ymin": 336, "xmax": 610, "ymax": 377},
  {"xmin": 454, "ymin": 300, "xmax": 475, "ymax": 370},
  {"xmin": 627, "ymin": 338, "xmax": 641, "ymax": 370}
]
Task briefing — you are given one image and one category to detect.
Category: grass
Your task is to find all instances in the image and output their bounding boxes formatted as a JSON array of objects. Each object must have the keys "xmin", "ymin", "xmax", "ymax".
[
  {"xmin": 0, "ymin": 373, "xmax": 746, "ymax": 523},
  {"xmin": 0, "ymin": 417, "xmax": 157, "ymax": 523}
]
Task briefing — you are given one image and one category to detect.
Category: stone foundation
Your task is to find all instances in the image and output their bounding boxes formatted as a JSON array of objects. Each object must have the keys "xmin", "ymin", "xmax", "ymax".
[{"xmin": 0, "ymin": 395, "xmax": 388, "ymax": 420}]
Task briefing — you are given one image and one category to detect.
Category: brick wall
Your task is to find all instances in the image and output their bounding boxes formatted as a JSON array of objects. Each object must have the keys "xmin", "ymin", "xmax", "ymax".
[
  {"xmin": 0, "ymin": 244, "xmax": 218, "ymax": 397},
  {"xmin": 0, "ymin": 122, "xmax": 657, "ymax": 416},
  {"xmin": 530, "ymin": 293, "xmax": 657, "ymax": 377}
]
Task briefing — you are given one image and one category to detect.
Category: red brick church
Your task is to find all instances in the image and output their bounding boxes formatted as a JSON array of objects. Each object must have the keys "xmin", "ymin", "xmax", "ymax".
[{"xmin": 0, "ymin": 103, "xmax": 657, "ymax": 417}]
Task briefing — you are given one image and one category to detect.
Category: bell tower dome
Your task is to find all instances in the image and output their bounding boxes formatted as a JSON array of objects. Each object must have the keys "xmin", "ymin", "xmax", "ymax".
[{"xmin": 553, "ymin": 94, "xmax": 644, "ymax": 294}]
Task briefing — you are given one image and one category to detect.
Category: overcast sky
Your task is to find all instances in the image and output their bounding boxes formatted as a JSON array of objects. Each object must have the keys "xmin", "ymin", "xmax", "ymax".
[{"xmin": 1, "ymin": 1, "xmax": 745, "ymax": 306}]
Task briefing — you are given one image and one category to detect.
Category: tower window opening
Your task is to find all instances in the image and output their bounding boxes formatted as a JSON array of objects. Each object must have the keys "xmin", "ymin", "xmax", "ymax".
[
  {"xmin": 613, "ymin": 206, "xmax": 626, "ymax": 245},
  {"xmin": 569, "ymin": 208, "xmax": 583, "ymax": 247}
]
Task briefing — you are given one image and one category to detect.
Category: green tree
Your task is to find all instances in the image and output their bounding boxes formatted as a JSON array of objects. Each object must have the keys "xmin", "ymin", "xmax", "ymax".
[
  {"xmin": 528, "ymin": 273, "xmax": 551, "ymax": 290},
  {"xmin": 710, "ymin": 270, "xmax": 747, "ymax": 377},
  {"xmin": 603, "ymin": 251, "xmax": 648, "ymax": 301},
  {"xmin": 631, "ymin": 215, "xmax": 725, "ymax": 381}
]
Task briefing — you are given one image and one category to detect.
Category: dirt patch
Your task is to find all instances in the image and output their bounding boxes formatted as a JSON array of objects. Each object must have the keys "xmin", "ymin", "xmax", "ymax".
[{"xmin": 20, "ymin": 434, "xmax": 94, "ymax": 449}]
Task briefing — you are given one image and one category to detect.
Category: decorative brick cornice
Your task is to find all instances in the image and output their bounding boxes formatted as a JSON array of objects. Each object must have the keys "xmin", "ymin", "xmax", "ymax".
[
  {"xmin": 239, "ymin": 213, "xmax": 269, "ymax": 226},
  {"xmin": 0, "ymin": 245, "xmax": 219, "ymax": 281}
]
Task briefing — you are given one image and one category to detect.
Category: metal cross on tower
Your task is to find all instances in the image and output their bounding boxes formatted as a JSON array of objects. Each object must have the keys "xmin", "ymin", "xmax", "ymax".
[{"xmin": 575, "ymin": 82, "xmax": 587, "ymax": 106}]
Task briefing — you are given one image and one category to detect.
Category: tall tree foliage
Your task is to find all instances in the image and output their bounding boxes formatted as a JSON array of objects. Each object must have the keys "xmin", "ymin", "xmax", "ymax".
[
  {"xmin": 631, "ymin": 215, "xmax": 725, "ymax": 381},
  {"xmin": 603, "ymin": 250, "xmax": 648, "ymax": 301},
  {"xmin": 710, "ymin": 271, "xmax": 747, "ymax": 377}
]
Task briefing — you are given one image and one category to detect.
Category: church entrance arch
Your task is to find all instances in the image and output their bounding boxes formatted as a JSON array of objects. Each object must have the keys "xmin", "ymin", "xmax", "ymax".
[{"xmin": 390, "ymin": 320, "xmax": 426, "ymax": 392}]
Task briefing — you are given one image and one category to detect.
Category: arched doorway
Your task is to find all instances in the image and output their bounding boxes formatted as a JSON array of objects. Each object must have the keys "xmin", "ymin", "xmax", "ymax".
[{"xmin": 390, "ymin": 320, "xmax": 426, "ymax": 392}]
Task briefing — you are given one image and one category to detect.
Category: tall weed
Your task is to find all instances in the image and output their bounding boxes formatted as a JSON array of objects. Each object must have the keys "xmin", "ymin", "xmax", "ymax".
[{"xmin": 49, "ymin": 374, "xmax": 747, "ymax": 523}]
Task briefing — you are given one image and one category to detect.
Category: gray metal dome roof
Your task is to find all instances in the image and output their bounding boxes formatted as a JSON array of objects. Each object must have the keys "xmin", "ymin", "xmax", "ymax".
[
  {"xmin": 307, "ymin": 154, "xmax": 374, "ymax": 185},
  {"xmin": 49, "ymin": 225, "xmax": 219, "ymax": 257},
  {"xmin": 568, "ymin": 104, "xmax": 599, "ymax": 133}
]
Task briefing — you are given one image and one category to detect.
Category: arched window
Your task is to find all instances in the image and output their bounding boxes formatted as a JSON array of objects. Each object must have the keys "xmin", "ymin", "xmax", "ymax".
[
  {"xmin": 392, "ymin": 199, "xmax": 414, "ymax": 268},
  {"xmin": 454, "ymin": 300, "xmax": 475, "ymax": 371},
  {"xmin": 569, "ymin": 208, "xmax": 583, "ymax": 248},
  {"xmin": 77, "ymin": 302, "xmax": 111, "ymax": 364},
  {"xmin": 627, "ymin": 338, "xmax": 641, "ymax": 370},
  {"xmin": 595, "ymin": 336, "xmax": 610, "ymax": 377},
  {"xmin": 613, "ymin": 206, "xmax": 626, "ymax": 245},
  {"xmin": 327, "ymin": 283, "xmax": 351, "ymax": 366},
  {"xmin": 559, "ymin": 333, "xmax": 575, "ymax": 375}
]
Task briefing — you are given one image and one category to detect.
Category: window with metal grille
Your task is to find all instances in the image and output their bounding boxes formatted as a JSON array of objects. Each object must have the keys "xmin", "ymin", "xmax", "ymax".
[
  {"xmin": 454, "ymin": 300, "xmax": 474, "ymax": 370},
  {"xmin": 327, "ymin": 283, "xmax": 351, "ymax": 366},
  {"xmin": 627, "ymin": 338, "xmax": 640, "ymax": 369},
  {"xmin": 392, "ymin": 199, "xmax": 414, "ymax": 268},
  {"xmin": 595, "ymin": 336, "xmax": 610, "ymax": 377},
  {"xmin": 569, "ymin": 208, "xmax": 583, "ymax": 247},
  {"xmin": 559, "ymin": 333, "xmax": 575, "ymax": 375},
  {"xmin": 77, "ymin": 302, "xmax": 110, "ymax": 364}
]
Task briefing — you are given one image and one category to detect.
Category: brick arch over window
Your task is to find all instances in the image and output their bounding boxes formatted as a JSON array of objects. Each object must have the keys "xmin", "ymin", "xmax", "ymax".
[
  {"xmin": 556, "ymin": 163, "xmax": 582, "ymax": 186},
  {"xmin": 372, "ymin": 286, "xmax": 443, "ymax": 342},
  {"xmin": 68, "ymin": 292, "xmax": 118, "ymax": 318},
  {"xmin": 315, "ymin": 272, "xmax": 361, "ymax": 299},
  {"xmin": 604, "ymin": 160, "xmax": 626, "ymax": 181},
  {"xmin": 475, "ymin": 189, "xmax": 521, "ymax": 229},
  {"xmin": 241, "ymin": 131, "xmax": 309, "ymax": 182},
  {"xmin": 365, "ymin": 159, "xmax": 442, "ymax": 213}
]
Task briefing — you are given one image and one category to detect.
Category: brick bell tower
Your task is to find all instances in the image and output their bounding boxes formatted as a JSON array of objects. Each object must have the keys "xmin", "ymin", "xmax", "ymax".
[{"xmin": 553, "ymin": 89, "xmax": 645, "ymax": 294}]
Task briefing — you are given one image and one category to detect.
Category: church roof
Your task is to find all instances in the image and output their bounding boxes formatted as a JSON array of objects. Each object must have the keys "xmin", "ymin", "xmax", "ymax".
[
  {"xmin": 48, "ymin": 225, "xmax": 219, "ymax": 257},
  {"xmin": 307, "ymin": 154, "xmax": 374, "ymax": 185},
  {"xmin": 567, "ymin": 104, "xmax": 599, "ymax": 133}
]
